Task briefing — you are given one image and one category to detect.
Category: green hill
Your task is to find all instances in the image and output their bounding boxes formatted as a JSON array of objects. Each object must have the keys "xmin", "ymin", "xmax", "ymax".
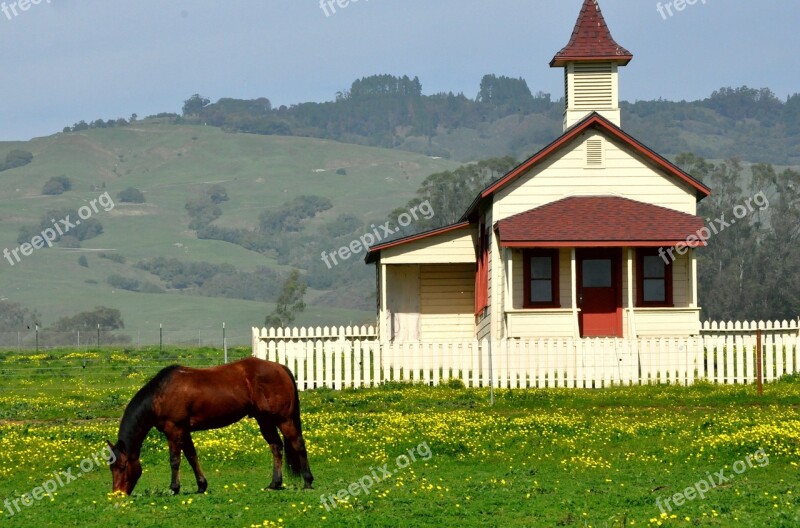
[{"xmin": 0, "ymin": 123, "xmax": 459, "ymax": 342}]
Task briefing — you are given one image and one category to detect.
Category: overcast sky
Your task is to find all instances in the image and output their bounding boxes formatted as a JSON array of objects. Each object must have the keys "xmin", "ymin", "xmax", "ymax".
[{"xmin": 0, "ymin": 0, "xmax": 797, "ymax": 141}]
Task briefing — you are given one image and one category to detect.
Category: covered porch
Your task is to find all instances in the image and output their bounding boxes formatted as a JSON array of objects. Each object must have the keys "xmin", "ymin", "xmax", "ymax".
[{"xmin": 494, "ymin": 196, "xmax": 707, "ymax": 339}]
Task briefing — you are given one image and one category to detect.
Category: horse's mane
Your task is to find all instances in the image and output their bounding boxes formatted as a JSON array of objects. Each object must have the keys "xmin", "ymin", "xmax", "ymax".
[{"xmin": 118, "ymin": 364, "xmax": 181, "ymax": 453}]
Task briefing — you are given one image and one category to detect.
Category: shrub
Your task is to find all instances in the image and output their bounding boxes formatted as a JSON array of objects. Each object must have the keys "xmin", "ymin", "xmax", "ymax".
[
  {"xmin": 206, "ymin": 184, "xmax": 229, "ymax": 204},
  {"xmin": 117, "ymin": 187, "xmax": 146, "ymax": 203},
  {"xmin": 16, "ymin": 208, "xmax": 105, "ymax": 245},
  {"xmin": 49, "ymin": 306, "xmax": 125, "ymax": 331},
  {"xmin": 42, "ymin": 176, "xmax": 72, "ymax": 195},
  {"xmin": 107, "ymin": 275, "xmax": 140, "ymax": 292},
  {"xmin": 258, "ymin": 195, "xmax": 333, "ymax": 234},
  {"xmin": 0, "ymin": 150, "xmax": 33, "ymax": 172},
  {"xmin": 78, "ymin": 255, "xmax": 88, "ymax": 267},
  {"xmin": 99, "ymin": 252, "xmax": 126, "ymax": 264}
]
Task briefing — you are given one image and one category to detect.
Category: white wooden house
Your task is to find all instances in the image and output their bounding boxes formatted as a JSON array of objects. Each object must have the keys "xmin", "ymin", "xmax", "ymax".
[
  {"xmin": 365, "ymin": 0, "xmax": 712, "ymax": 343},
  {"xmin": 253, "ymin": 0, "xmax": 799, "ymax": 390}
]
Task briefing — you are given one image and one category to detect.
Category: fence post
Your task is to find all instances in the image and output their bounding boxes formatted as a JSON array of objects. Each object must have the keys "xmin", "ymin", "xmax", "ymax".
[
  {"xmin": 35, "ymin": 324, "xmax": 39, "ymax": 352},
  {"xmin": 223, "ymin": 322, "xmax": 228, "ymax": 364},
  {"xmin": 160, "ymin": 323, "xmax": 163, "ymax": 352},
  {"xmin": 82, "ymin": 355, "xmax": 87, "ymax": 408},
  {"xmin": 487, "ymin": 339, "xmax": 495, "ymax": 406},
  {"xmin": 756, "ymin": 329, "xmax": 763, "ymax": 396},
  {"xmin": 97, "ymin": 324, "xmax": 100, "ymax": 347}
]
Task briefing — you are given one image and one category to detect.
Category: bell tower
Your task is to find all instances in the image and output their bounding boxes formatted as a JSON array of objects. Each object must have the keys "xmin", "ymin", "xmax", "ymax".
[{"xmin": 551, "ymin": 0, "xmax": 633, "ymax": 130}]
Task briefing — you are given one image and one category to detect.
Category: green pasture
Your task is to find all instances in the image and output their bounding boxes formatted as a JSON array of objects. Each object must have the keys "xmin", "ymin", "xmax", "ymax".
[{"xmin": 0, "ymin": 347, "xmax": 798, "ymax": 527}]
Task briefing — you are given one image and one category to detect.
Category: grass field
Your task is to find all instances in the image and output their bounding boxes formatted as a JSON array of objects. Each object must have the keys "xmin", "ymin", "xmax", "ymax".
[{"xmin": 0, "ymin": 347, "xmax": 798, "ymax": 527}]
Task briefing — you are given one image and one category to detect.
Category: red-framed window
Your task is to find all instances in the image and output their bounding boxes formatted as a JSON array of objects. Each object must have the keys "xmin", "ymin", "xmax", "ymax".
[
  {"xmin": 523, "ymin": 249, "xmax": 560, "ymax": 308},
  {"xmin": 636, "ymin": 248, "xmax": 673, "ymax": 307}
]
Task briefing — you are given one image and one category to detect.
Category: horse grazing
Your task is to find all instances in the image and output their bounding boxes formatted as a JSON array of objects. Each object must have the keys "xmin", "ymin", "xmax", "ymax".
[{"xmin": 108, "ymin": 357, "xmax": 313, "ymax": 495}]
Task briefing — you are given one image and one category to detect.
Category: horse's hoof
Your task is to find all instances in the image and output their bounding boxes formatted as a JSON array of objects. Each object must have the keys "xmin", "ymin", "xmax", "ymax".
[
  {"xmin": 197, "ymin": 481, "xmax": 208, "ymax": 494},
  {"xmin": 266, "ymin": 483, "xmax": 283, "ymax": 491}
]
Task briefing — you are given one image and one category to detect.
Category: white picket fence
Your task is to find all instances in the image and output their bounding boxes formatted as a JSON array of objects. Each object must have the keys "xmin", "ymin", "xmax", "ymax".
[{"xmin": 251, "ymin": 320, "xmax": 800, "ymax": 390}]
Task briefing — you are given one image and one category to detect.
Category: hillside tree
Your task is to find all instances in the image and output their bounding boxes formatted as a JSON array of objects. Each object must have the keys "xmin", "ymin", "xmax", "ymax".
[{"xmin": 264, "ymin": 270, "xmax": 307, "ymax": 328}]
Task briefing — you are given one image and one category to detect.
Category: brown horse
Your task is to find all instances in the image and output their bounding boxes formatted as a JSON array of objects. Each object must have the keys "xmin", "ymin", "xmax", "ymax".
[{"xmin": 108, "ymin": 357, "xmax": 313, "ymax": 495}]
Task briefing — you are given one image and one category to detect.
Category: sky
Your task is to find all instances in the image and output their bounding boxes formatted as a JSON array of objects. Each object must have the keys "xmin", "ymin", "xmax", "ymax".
[{"xmin": 0, "ymin": 0, "xmax": 797, "ymax": 141}]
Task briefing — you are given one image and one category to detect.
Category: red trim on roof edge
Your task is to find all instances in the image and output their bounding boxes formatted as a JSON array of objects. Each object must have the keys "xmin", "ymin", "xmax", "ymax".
[
  {"xmin": 364, "ymin": 221, "xmax": 472, "ymax": 264},
  {"xmin": 500, "ymin": 241, "xmax": 706, "ymax": 248}
]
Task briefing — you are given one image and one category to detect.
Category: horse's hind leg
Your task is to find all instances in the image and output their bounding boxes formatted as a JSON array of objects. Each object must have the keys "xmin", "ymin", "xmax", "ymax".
[
  {"xmin": 165, "ymin": 424, "xmax": 183, "ymax": 495},
  {"xmin": 256, "ymin": 416, "xmax": 284, "ymax": 490},
  {"xmin": 182, "ymin": 432, "xmax": 208, "ymax": 494},
  {"xmin": 278, "ymin": 420, "xmax": 314, "ymax": 489}
]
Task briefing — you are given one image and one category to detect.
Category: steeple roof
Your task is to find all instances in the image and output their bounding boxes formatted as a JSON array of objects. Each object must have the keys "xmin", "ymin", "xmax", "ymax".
[{"xmin": 551, "ymin": 0, "xmax": 633, "ymax": 67}]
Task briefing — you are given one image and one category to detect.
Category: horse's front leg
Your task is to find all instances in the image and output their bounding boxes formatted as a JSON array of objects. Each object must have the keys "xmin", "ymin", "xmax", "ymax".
[
  {"xmin": 165, "ymin": 424, "xmax": 183, "ymax": 495},
  {"xmin": 182, "ymin": 432, "xmax": 208, "ymax": 494}
]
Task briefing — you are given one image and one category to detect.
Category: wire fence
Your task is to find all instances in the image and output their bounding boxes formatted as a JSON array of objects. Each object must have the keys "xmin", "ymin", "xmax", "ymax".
[{"xmin": 0, "ymin": 325, "xmax": 252, "ymax": 351}]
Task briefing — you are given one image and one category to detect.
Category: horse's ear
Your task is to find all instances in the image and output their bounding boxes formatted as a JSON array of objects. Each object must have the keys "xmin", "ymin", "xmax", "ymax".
[
  {"xmin": 117, "ymin": 440, "xmax": 127, "ymax": 455},
  {"xmin": 107, "ymin": 440, "xmax": 114, "ymax": 450}
]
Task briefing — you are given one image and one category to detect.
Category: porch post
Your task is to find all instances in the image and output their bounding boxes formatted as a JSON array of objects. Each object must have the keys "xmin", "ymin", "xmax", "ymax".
[
  {"xmin": 689, "ymin": 249, "xmax": 698, "ymax": 308},
  {"xmin": 503, "ymin": 248, "xmax": 513, "ymax": 336},
  {"xmin": 626, "ymin": 248, "xmax": 637, "ymax": 339},
  {"xmin": 570, "ymin": 248, "xmax": 579, "ymax": 339},
  {"xmin": 380, "ymin": 264, "xmax": 388, "ymax": 341}
]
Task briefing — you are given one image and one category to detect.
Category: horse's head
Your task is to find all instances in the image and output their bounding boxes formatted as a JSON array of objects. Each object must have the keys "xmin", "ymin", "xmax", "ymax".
[{"xmin": 107, "ymin": 440, "xmax": 142, "ymax": 495}]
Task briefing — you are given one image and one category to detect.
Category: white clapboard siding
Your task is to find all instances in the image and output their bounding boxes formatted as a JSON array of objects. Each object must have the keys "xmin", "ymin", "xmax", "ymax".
[
  {"xmin": 493, "ymin": 130, "xmax": 699, "ymax": 221},
  {"xmin": 252, "ymin": 319, "xmax": 800, "ymax": 390},
  {"xmin": 419, "ymin": 264, "xmax": 476, "ymax": 341}
]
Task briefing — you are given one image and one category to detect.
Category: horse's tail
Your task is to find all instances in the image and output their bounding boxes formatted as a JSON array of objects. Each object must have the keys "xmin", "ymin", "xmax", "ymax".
[{"xmin": 280, "ymin": 364, "xmax": 304, "ymax": 477}]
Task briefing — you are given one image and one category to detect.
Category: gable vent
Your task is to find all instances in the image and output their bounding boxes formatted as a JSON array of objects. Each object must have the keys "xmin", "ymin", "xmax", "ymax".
[
  {"xmin": 573, "ymin": 63, "xmax": 614, "ymax": 110},
  {"xmin": 586, "ymin": 139, "xmax": 604, "ymax": 167}
]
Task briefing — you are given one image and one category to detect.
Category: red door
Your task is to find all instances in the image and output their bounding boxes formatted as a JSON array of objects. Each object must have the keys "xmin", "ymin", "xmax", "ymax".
[{"xmin": 577, "ymin": 249, "xmax": 623, "ymax": 337}]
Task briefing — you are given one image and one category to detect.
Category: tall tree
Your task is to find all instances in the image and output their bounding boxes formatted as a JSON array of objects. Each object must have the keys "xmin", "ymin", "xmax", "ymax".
[
  {"xmin": 0, "ymin": 302, "xmax": 41, "ymax": 331},
  {"xmin": 265, "ymin": 270, "xmax": 307, "ymax": 328},
  {"xmin": 182, "ymin": 94, "xmax": 211, "ymax": 116},
  {"xmin": 750, "ymin": 165, "xmax": 800, "ymax": 319},
  {"xmin": 388, "ymin": 156, "xmax": 517, "ymax": 234}
]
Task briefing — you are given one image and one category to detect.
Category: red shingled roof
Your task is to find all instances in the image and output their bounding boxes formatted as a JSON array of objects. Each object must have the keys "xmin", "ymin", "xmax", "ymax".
[
  {"xmin": 496, "ymin": 196, "xmax": 707, "ymax": 248},
  {"xmin": 551, "ymin": 0, "xmax": 633, "ymax": 67}
]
